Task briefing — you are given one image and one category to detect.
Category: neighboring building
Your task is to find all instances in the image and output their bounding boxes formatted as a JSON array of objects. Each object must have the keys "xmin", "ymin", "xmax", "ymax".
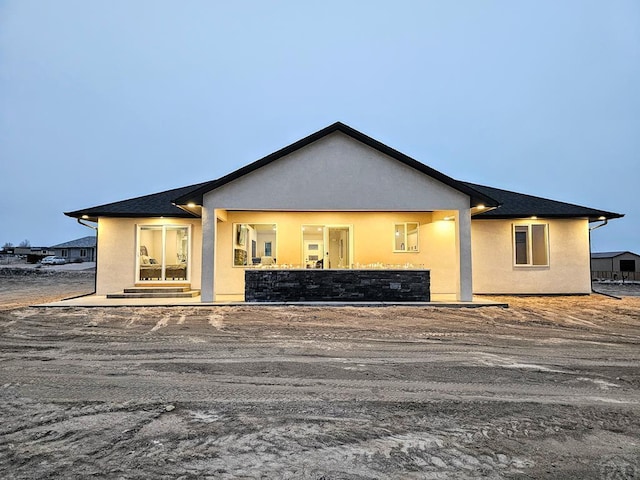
[
  {"xmin": 50, "ymin": 236, "xmax": 97, "ymax": 262},
  {"xmin": 13, "ymin": 246, "xmax": 55, "ymax": 263},
  {"xmin": 65, "ymin": 122, "xmax": 623, "ymax": 301},
  {"xmin": 591, "ymin": 251, "xmax": 640, "ymax": 281}
]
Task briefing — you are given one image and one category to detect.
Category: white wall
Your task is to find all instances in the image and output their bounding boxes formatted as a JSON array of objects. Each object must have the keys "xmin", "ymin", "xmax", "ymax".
[
  {"xmin": 471, "ymin": 218, "xmax": 592, "ymax": 294},
  {"xmin": 96, "ymin": 217, "xmax": 202, "ymax": 295}
]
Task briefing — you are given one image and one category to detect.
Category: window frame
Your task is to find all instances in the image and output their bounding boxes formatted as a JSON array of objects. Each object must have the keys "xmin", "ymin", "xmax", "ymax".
[
  {"xmin": 232, "ymin": 223, "xmax": 278, "ymax": 267},
  {"xmin": 136, "ymin": 224, "xmax": 192, "ymax": 282},
  {"xmin": 512, "ymin": 223, "xmax": 549, "ymax": 267},
  {"xmin": 393, "ymin": 222, "xmax": 420, "ymax": 253}
]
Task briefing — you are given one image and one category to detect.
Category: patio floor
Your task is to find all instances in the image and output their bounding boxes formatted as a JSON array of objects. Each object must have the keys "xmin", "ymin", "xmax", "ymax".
[{"xmin": 34, "ymin": 294, "xmax": 508, "ymax": 308}]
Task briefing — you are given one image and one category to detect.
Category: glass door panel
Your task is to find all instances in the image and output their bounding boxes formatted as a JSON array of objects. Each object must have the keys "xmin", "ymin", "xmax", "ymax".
[
  {"xmin": 165, "ymin": 226, "xmax": 188, "ymax": 280},
  {"xmin": 139, "ymin": 226, "xmax": 163, "ymax": 280},
  {"xmin": 138, "ymin": 225, "xmax": 190, "ymax": 282},
  {"xmin": 302, "ymin": 225, "xmax": 324, "ymax": 268}
]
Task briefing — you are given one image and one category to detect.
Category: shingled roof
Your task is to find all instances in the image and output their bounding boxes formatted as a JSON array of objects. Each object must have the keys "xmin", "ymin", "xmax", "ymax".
[
  {"xmin": 591, "ymin": 251, "xmax": 638, "ymax": 259},
  {"xmin": 65, "ymin": 182, "xmax": 208, "ymax": 221},
  {"xmin": 50, "ymin": 236, "xmax": 96, "ymax": 249},
  {"xmin": 64, "ymin": 123, "xmax": 623, "ymax": 223},
  {"xmin": 461, "ymin": 182, "xmax": 623, "ymax": 222}
]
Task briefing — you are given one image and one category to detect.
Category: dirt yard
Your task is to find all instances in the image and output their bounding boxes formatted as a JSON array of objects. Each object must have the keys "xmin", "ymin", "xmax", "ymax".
[{"xmin": 0, "ymin": 269, "xmax": 639, "ymax": 479}]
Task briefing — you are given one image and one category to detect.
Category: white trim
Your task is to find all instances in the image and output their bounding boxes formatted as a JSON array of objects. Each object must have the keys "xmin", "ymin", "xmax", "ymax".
[
  {"xmin": 231, "ymin": 222, "xmax": 278, "ymax": 268},
  {"xmin": 512, "ymin": 222, "xmax": 550, "ymax": 267},
  {"xmin": 136, "ymin": 224, "xmax": 192, "ymax": 283},
  {"xmin": 392, "ymin": 222, "xmax": 420, "ymax": 253}
]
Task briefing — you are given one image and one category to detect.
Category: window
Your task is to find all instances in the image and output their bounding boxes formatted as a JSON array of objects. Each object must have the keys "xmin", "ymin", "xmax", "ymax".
[
  {"xmin": 394, "ymin": 222, "xmax": 419, "ymax": 252},
  {"xmin": 137, "ymin": 225, "xmax": 190, "ymax": 281},
  {"xmin": 513, "ymin": 224, "xmax": 548, "ymax": 266},
  {"xmin": 234, "ymin": 223, "xmax": 277, "ymax": 266},
  {"xmin": 80, "ymin": 249, "xmax": 87, "ymax": 257},
  {"xmin": 61, "ymin": 249, "xmax": 68, "ymax": 257}
]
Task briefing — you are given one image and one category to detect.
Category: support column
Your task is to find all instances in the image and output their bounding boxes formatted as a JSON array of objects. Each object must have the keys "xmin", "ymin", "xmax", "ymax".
[
  {"xmin": 200, "ymin": 206, "xmax": 217, "ymax": 302},
  {"xmin": 455, "ymin": 208, "xmax": 473, "ymax": 301}
]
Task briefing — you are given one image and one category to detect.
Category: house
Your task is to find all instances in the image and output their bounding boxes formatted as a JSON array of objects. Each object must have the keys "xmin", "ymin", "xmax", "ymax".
[
  {"xmin": 13, "ymin": 246, "xmax": 55, "ymax": 263},
  {"xmin": 65, "ymin": 122, "xmax": 623, "ymax": 302},
  {"xmin": 591, "ymin": 251, "xmax": 640, "ymax": 281},
  {"xmin": 50, "ymin": 236, "xmax": 97, "ymax": 262}
]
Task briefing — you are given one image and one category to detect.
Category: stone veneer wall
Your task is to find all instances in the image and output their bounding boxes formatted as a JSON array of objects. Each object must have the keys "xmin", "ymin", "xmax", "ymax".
[{"xmin": 245, "ymin": 269, "xmax": 430, "ymax": 302}]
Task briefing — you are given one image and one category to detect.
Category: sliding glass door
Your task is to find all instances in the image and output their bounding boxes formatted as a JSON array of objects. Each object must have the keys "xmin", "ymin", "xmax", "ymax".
[{"xmin": 137, "ymin": 225, "xmax": 190, "ymax": 282}]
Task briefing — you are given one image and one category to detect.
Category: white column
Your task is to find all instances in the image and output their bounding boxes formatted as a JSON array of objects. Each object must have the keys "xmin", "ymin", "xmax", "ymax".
[
  {"xmin": 455, "ymin": 208, "xmax": 473, "ymax": 301},
  {"xmin": 200, "ymin": 206, "xmax": 216, "ymax": 302}
]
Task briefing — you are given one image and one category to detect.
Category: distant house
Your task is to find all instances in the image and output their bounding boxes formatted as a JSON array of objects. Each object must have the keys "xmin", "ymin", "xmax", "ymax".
[
  {"xmin": 50, "ymin": 236, "xmax": 97, "ymax": 262},
  {"xmin": 591, "ymin": 251, "xmax": 640, "ymax": 281},
  {"xmin": 12, "ymin": 246, "xmax": 55, "ymax": 263},
  {"xmin": 64, "ymin": 122, "xmax": 624, "ymax": 301}
]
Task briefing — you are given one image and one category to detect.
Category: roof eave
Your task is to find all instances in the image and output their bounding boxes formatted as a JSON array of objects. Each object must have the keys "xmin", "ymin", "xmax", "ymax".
[
  {"xmin": 472, "ymin": 212, "xmax": 624, "ymax": 221},
  {"xmin": 64, "ymin": 211, "xmax": 199, "ymax": 221}
]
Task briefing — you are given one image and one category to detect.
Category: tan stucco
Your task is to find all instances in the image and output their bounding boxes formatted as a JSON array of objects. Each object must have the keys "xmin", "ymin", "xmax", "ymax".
[
  {"xmin": 96, "ymin": 217, "xmax": 202, "ymax": 295},
  {"xmin": 212, "ymin": 211, "xmax": 459, "ymax": 299},
  {"xmin": 471, "ymin": 218, "xmax": 592, "ymax": 294}
]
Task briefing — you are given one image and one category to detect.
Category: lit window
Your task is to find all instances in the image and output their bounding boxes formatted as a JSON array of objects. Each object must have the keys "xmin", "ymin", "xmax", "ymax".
[
  {"xmin": 513, "ymin": 224, "xmax": 548, "ymax": 266},
  {"xmin": 394, "ymin": 222, "xmax": 419, "ymax": 252},
  {"xmin": 234, "ymin": 223, "xmax": 277, "ymax": 266}
]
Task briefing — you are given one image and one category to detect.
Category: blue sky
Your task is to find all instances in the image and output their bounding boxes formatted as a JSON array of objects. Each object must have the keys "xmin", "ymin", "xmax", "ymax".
[{"xmin": 1, "ymin": 1, "xmax": 638, "ymax": 253}]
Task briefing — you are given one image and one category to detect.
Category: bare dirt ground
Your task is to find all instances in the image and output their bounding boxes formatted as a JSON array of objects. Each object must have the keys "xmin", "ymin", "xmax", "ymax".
[{"xmin": 1, "ymin": 270, "xmax": 639, "ymax": 479}]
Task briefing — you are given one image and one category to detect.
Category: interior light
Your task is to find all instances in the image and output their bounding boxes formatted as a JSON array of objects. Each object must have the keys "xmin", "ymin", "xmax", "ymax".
[
  {"xmin": 187, "ymin": 202, "xmax": 196, "ymax": 208},
  {"xmin": 301, "ymin": 227, "xmax": 305, "ymax": 231},
  {"xmin": 443, "ymin": 216, "xmax": 454, "ymax": 221},
  {"xmin": 317, "ymin": 227, "xmax": 322, "ymax": 231}
]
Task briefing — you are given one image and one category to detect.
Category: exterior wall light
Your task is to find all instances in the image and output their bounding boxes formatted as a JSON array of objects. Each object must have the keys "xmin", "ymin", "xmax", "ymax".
[
  {"xmin": 82, "ymin": 215, "xmax": 89, "ymax": 219},
  {"xmin": 187, "ymin": 202, "xmax": 196, "ymax": 208},
  {"xmin": 475, "ymin": 204, "xmax": 485, "ymax": 210},
  {"xmin": 598, "ymin": 216, "xmax": 606, "ymax": 220},
  {"xmin": 531, "ymin": 216, "xmax": 537, "ymax": 220}
]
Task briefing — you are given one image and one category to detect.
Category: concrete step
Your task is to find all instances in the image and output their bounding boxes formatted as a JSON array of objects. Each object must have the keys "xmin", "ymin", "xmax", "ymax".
[
  {"xmin": 124, "ymin": 287, "xmax": 191, "ymax": 294},
  {"xmin": 107, "ymin": 290, "xmax": 200, "ymax": 299}
]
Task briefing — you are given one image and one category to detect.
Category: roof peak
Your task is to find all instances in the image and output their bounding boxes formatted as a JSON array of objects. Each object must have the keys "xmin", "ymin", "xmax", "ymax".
[{"xmin": 173, "ymin": 122, "xmax": 499, "ymax": 208}]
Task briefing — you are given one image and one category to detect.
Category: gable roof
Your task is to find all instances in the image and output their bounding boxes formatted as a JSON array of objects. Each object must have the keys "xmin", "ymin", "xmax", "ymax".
[
  {"xmin": 462, "ymin": 182, "xmax": 624, "ymax": 222},
  {"xmin": 64, "ymin": 123, "xmax": 624, "ymax": 223},
  {"xmin": 591, "ymin": 251, "xmax": 638, "ymax": 259},
  {"xmin": 65, "ymin": 182, "xmax": 208, "ymax": 221},
  {"xmin": 172, "ymin": 122, "xmax": 499, "ymax": 209},
  {"xmin": 50, "ymin": 236, "xmax": 97, "ymax": 249}
]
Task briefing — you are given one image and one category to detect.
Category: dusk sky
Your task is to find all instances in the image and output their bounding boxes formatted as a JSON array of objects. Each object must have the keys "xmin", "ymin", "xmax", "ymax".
[{"xmin": 1, "ymin": 1, "xmax": 638, "ymax": 253}]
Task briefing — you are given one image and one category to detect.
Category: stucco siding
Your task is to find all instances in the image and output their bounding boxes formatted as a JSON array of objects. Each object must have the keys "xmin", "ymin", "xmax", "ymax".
[
  {"xmin": 96, "ymin": 217, "xmax": 202, "ymax": 295},
  {"xmin": 204, "ymin": 132, "xmax": 470, "ymax": 212},
  {"xmin": 472, "ymin": 218, "xmax": 591, "ymax": 294}
]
